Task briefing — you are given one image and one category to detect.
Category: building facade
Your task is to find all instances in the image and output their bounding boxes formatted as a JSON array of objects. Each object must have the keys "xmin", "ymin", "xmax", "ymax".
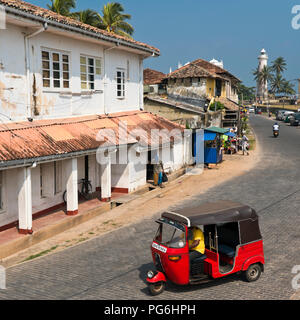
[
  {"xmin": 166, "ymin": 58, "xmax": 240, "ymax": 105},
  {"xmin": 0, "ymin": 0, "xmax": 192, "ymax": 233}
]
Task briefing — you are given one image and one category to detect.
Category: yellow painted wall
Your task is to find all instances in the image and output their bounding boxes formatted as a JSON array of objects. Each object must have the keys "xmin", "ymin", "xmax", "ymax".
[
  {"xmin": 206, "ymin": 78, "xmax": 215, "ymax": 97},
  {"xmin": 221, "ymin": 82, "xmax": 226, "ymax": 98}
]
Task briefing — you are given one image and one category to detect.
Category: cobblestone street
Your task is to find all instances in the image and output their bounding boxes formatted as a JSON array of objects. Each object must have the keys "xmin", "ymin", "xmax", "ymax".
[{"xmin": 0, "ymin": 115, "xmax": 300, "ymax": 300}]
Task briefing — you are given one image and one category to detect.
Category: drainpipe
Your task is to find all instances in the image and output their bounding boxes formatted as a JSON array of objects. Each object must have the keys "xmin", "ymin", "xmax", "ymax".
[
  {"xmin": 24, "ymin": 22, "xmax": 48, "ymax": 120},
  {"xmin": 138, "ymin": 52, "xmax": 157, "ymax": 111},
  {"xmin": 103, "ymin": 43, "xmax": 119, "ymax": 115}
]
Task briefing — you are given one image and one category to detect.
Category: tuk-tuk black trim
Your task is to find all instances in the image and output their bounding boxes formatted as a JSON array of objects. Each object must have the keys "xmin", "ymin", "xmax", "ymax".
[{"xmin": 162, "ymin": 201, "xmax": 258, "ymax": 226}]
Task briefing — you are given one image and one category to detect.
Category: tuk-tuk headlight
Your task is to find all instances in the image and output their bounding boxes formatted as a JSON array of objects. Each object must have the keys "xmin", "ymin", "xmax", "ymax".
[{"xmin": 147, "ymin": 271, "xmax": 155, "ymax": 279}]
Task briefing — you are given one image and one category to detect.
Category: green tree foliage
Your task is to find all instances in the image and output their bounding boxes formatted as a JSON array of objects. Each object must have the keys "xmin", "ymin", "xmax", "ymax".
[
  {"xmin": 237, "ymin": 83, "xmax": 256, "ymax": 102},
  {"xmin": 47, "ymin": 0, "xmax": 76, "ymax": 16},
  {"xmin": 71, "ymin": 9, "xmax": 100, "ymax": 27},
  {"xmin": 271, "ymin": 57, "xmax": 287, "ymax": 76},
  {"xmin": 47, "ymin": 1, "xmax": 134, "ymax": 38},
  {"xmin": 253, "ymin": 65, "xmax": 273, "ymax": 87},
  {"xmin": 96, "ymin": 2, "xmax": 134, "ymax": 38},
  {"xmin": 210, "ymin": 101, "xmax": 225, "ymax": 111},
  {"xmin": 253, "ymin": 56, "xmax": 295, "ymax": 98}
]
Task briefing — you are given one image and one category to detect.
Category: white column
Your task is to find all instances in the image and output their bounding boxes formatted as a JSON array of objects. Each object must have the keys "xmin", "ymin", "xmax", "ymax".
[
  {"xmin": 100, "ymin": 153, "xmax": 111, "ymax": 202},
  {"xmin": 66, "ymin": 158, "xmax": 78, "ymax": 215},
  {"xmin": 18, "ymin": 167, "xmax": 33, "ymax": 234}
]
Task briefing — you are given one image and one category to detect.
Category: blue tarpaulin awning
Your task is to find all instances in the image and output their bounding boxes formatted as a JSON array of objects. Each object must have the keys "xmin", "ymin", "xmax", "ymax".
[
  {"xmin": 224, "ymin": 132, "xmax": 236, "ymax": 138},
  {"xmin": 204, "ymin": 132, "xmax": 217, "ymax": 141}
]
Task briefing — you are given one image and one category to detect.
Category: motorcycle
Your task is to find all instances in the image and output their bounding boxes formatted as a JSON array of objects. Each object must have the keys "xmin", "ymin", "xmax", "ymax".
[{"xmin": 273, "ymin": 130, "xmax": 279, "ymax": 138}]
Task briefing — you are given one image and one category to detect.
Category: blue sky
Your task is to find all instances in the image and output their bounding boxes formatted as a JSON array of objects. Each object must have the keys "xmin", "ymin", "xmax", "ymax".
[{"xmin": 31, "ymin": 0, "xmax": 300, "ymax": 87}]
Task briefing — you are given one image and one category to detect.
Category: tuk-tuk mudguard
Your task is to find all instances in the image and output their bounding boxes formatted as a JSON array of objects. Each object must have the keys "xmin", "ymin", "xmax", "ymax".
[
  {"xmin": 147, "ymin": 271, "xmax": 167, "ymax": 284},
  {"xmin": 242, "ymin": 255, "xmax": 265, "ymax": 272}
]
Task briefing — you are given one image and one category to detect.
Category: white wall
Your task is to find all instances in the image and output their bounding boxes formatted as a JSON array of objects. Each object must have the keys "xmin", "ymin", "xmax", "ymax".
[
  {"xmin": 0, "ymin": 24, "xmax": 27, "ymax": 121},
  {"xmin": 128, "ymin": 147, "xmax": 147, "ymax": 192},
  {"xmin": 0, "ymin": 22, "xmax": 143, "ymax": 123}
]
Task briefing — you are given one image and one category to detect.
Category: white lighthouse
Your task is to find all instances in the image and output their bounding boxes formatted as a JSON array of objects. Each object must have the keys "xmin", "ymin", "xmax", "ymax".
[{"xmin": 257, "ymin": 49, "xmax": 269, "ymax": 101}]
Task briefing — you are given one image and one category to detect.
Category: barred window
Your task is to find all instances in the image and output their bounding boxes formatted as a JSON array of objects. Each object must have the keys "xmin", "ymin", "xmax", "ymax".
[
  {"xmin": 42, "ymin": 50, "xmax": 70, "ymax": 89},
  {"xmin": 117, "ymin": 69, "xmax": 125, "ymax": 98},
  {"xmin": 80, "ymin": 56, "xmax": 101, "ymax": 90}
]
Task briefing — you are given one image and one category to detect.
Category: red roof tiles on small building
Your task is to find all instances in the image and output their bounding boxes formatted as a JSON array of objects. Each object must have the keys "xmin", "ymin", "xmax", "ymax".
[
  {"xmin": 143, "ymin": 69, "xmax": 166, "ymax": 85},
  {"xmin": 0, "ymin": 111, "xmax": 184, "ymax": 166}
]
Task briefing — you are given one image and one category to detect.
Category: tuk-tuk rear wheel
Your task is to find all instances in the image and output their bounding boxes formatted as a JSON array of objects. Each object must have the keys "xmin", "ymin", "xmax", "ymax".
[
  {"xmin": 244, "ymin": 263, "xmax": 262, "ymax": 282},
  {"xmin": 148, "ymin": 282, "xmax": 165, "ymax": 296}
]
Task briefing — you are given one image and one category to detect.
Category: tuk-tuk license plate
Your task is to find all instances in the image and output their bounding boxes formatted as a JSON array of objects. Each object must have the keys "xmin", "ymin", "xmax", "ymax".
[{"xmin": 152, "ymin": 243, "xmax": 167, "ymax": 253}]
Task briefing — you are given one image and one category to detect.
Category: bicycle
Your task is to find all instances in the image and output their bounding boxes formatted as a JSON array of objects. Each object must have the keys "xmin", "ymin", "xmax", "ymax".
[{"xmin": 63, "ymin": 178, "xmax": 93, "ymax": 204}]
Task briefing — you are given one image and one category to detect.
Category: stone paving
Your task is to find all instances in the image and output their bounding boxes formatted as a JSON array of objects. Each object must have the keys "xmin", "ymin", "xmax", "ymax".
[{"xmin": 0, "ymin": 115, "xmax": 300, "ymax": 300}]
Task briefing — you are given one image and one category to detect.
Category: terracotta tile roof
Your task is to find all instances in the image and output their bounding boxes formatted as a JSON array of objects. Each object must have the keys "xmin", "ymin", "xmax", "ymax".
[
  {"xmin": 167, "ymin": 58, "xmax": 240, "ymax": 82},
  {"xmin": 167, "ymin": 62, "xmax": 212, "ymax": 79},
  {"xmin": 143, "ymin": 69, "xmax": 166, "ymax": 85},
  {"xmin": 0, "ymin": 0, "xmax": 160, "ymax": 55},
  {"xmin": 0, "ymin": 111, "xmax": 184, "ymax": 166},
  {"xmin": 216, "ymin": 97, "xmax": 240, "ymax": 111}
]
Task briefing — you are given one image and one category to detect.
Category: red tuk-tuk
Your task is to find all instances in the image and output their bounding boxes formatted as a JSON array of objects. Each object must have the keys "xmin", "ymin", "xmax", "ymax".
[{"xmin": 146, "ymin": 201, "xmax": 265, "ymax": 295}]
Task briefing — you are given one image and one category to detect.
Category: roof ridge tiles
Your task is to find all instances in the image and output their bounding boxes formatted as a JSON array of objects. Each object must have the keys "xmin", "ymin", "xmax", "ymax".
[{"xmin": 0, "ymin": 0, "xmax": 159, "ymax": 54}]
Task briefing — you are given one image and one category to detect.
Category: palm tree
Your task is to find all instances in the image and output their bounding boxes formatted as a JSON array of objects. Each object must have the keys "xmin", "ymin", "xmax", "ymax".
[
  {"xmin": 280, "ymin": 80, "xmax": 295, "ymax": 109},
  {"xmin": 270, "ymin": 73, "xmax": 284, "ymax": 96},
  {"xmin": 97, "ymin": 2, "xmax": 134, "ymax": 38},
  {"xmin": 253, "ymin": 66, "xmax": 273, "ymax": 86},
  {"xmin": 47, "ymin": 0, "xmax": 76, "ymax": 16},
  {"xmin": 281, "ymin": 80, "xmax": 295, "ymax": 96},
  {"xmin": 271, "ymin": 57, "xmax": 287, "ymax": 77},
  {"xmin": 71, "ymin": 9, "xmax": 100, "ymax": 27}
]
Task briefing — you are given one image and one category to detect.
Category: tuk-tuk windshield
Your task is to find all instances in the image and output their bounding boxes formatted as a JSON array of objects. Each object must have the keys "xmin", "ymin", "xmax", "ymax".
[{"xmin": 155, "ymin": 220, "xmax": 186, "ymax": 249}]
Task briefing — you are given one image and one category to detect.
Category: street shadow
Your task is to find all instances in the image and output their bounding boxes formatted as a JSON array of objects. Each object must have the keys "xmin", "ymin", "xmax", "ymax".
[
  {"xmin": 138, "ymin": 261, "xmax": 242, "ymax": 297},
  {"xmin": 138, "ymin": 262, "xmax": 155, "ymax": 284},
  {"xmin": 165, "ymin": 273, "xmax": 241, "ymax": 295}
]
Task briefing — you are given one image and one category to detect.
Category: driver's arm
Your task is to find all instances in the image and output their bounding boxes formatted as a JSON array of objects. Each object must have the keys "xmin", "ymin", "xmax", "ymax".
[{"xmin": 189, "ymin": 239, "xmax": 200, "ymax": 249}]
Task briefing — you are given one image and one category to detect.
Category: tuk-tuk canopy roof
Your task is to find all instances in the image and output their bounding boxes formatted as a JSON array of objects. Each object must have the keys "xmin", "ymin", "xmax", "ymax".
[{"xmin": 162, "ymin": 201, "xmax": 258, "ymax": 227}]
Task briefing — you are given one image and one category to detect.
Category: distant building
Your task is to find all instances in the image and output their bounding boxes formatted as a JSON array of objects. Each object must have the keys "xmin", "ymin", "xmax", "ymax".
[
  {"xmin": 143, "ymin": 68, "xmax": 167, "ymax": 95},
  {"xmin": 166, "ymin": 58, "xmax": 240, "ymax": 107}
]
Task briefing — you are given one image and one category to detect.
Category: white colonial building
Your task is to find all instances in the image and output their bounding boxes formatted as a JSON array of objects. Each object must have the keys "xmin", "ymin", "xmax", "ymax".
[{"xmin": 0, "ymin": 0, "xmax": 192, "ymax": 234}]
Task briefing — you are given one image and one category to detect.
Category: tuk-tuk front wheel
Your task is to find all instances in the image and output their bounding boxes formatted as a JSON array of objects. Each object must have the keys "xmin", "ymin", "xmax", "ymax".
[
  {"xmin": 148, "ymin": 282, "xmax": 165, "ymax": 296},
  {"xmin": 244, "ymin": 263, "xmax": 262, "ymax": 282}
]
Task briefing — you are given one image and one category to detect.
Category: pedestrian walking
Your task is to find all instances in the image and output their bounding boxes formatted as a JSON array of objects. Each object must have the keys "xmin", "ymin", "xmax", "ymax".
[{"xmin": 242, "ymin": 134, "xmax": 249, "ymax": 156}]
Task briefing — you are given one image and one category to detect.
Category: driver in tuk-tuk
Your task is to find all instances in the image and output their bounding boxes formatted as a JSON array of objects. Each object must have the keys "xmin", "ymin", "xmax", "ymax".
[{"xmin": 188, "ymin": 226, "xmax": 206, "ymax": 264}]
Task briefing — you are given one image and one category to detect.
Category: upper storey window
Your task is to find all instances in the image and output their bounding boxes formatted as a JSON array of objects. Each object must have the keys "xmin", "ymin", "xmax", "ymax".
[{"xmin": 42, "ymin": 50, "xmax": 70, "ymax": 89}]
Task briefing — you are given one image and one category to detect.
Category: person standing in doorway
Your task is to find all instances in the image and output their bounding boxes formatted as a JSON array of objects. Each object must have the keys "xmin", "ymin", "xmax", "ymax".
[{"xmin": 153, "ymin": 160, "xmax": 165, "ymax": 188}]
